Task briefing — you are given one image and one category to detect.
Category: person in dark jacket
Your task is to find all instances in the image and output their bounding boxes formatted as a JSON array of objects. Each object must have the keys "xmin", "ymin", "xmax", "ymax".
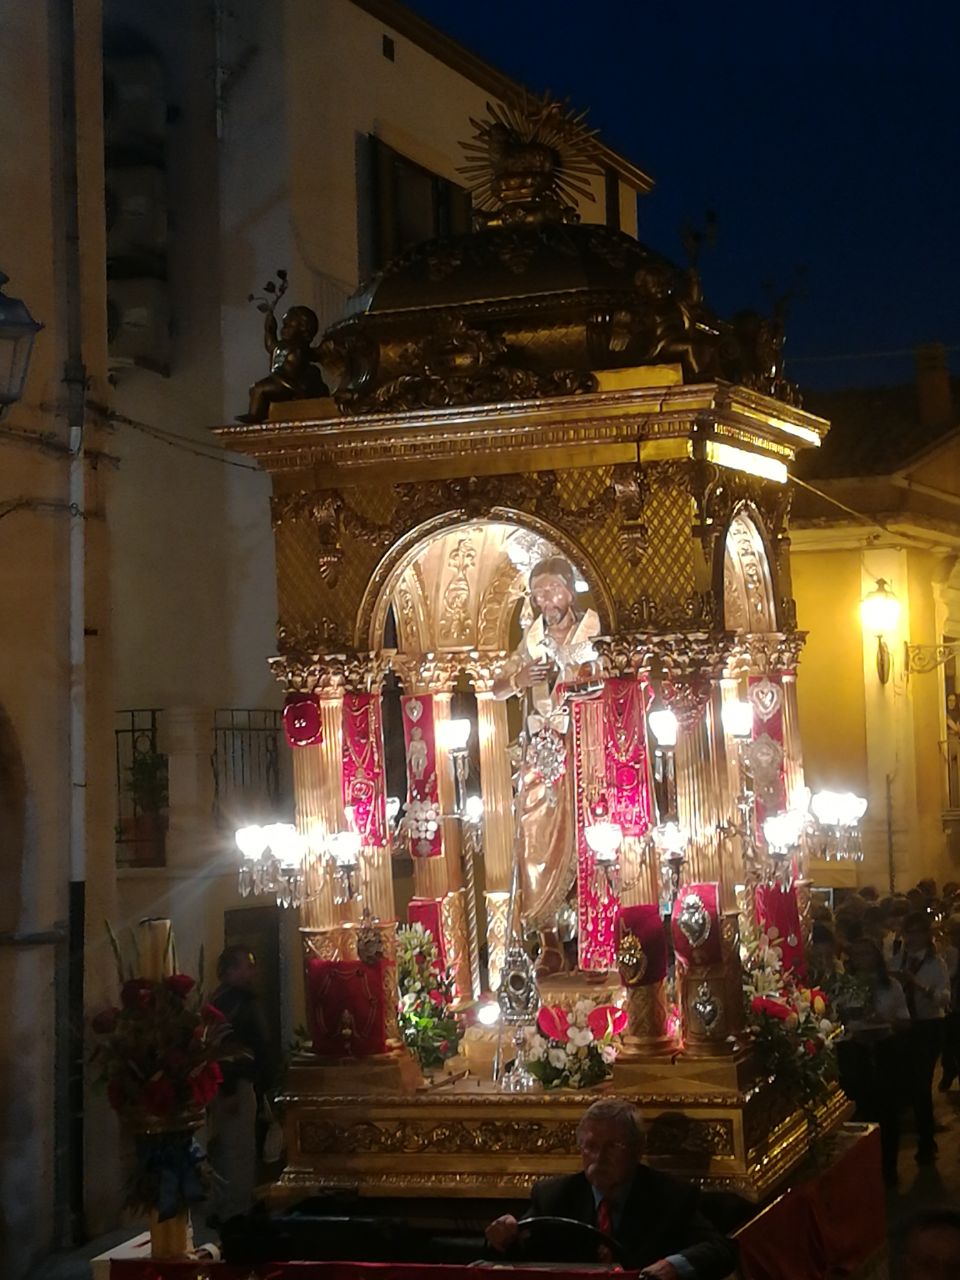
[
  {"xmin": 208, "ymin": 945, "xmax": 275, "ymax": 1221},
  {"xmin": 486, "ymin": 1098, "xmax": 736, "ymax": 1279}
]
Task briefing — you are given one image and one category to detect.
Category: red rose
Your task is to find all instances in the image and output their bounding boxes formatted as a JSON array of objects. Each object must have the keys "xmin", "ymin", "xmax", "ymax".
[
  {"xmin": 751, "ymin": 995, "xmax": 793, "ymax": 1022},
  {"xmin": 536, "ymin": 1005, "xmax": 570, "ymax": 1043},
  {"xmin": 587, "ymin": 1004, "xmax": 628, "ymax": 1040},
  {"xmin": 428, "ymin": 989, "xmax": 444, "ymax": 1007},
  {"xmin": 121, "ymin": 978, "xmax": 155, "ymax": 1009},
  {"xmin": 91, "ymin": 1008, "xmax": 119, "ymax": 1035},
  {"xmin": 189, "ymin": 1062, "xmax": 222, "ymax": 1106},
  {"xmin": 438, "ymin": 1040, "xmax": 450, "ymax": 1056},
  {"xmin": 164, "ymin": 973, "xmax": 195, "ymax": 998},
  {"xmin": 803, "ymin": 1039, "xmax": 819, "ymax": 1057},
  {"xmin": 201, "ymin": 1003, "xmax": 226, "ymax": 1023},
  {"xmin": 142, "ymin": 1076, "xmax": 176, "ymax": 1116}
]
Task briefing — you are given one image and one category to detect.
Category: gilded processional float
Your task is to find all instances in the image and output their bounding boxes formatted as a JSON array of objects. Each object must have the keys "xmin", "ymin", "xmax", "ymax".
[{"xmin": 220, "ymin": 99, "xmax": 851, "ymax": 1207}]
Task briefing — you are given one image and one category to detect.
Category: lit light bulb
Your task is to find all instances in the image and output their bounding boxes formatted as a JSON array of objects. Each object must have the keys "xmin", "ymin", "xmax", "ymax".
[
  {"xmin": 464, "ymin": 794, "xmax": 484, "ymax": 823},
  {"xmin": 860, "ymin": 578, "xmax": 900, "ymax": 636},
  {"xmin": 585, "ymin": 821, "xmax": 623, "ymax": 862},
  {"xmin": 476, "ymin": 1001, "xmax": 501, "ymax": 1026},
  {"xmin": 721, "ymin": 699, "xmax": 753, "ymax": 741},
  {"xmin": 648, "ymin": 707, "xmax": 679, "ymax": 748},
  {"xmin": 438, "ymin": 718, "xmax": 471, "ymax": 751},
  {"xmin": 235, "ymin": 825, "xmax": 266, "ymax": 860}
]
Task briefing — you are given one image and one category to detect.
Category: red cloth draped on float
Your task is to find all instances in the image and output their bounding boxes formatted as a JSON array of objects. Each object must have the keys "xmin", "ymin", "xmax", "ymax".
[
  {"xmin": 748, "ymin": 674, "xmax": 786, "ymax": 825},
  {"xmin": 671, "ymin": 882, "xmax": 722, "ymax": 968},
  {"xmin": 603, "ymin": 678, "xmax": 653, "ymax": 838},
  {"xmin": 304, "ymin": 959, "xmax": 387, "ymax": 1057},
  {"xmin": 408, "ymin": 897, "xmax": 447, "ymax": 968},
  {"xmin": 342, "ymin": 692, "xmax": 388, "ymax": 847},
  {"xmin": 576, "ymin": 679, "xmax": 654, "ymax": 971},
  {"xmin": 401, "ymin": 694, "xmax": 442, "ymax": 857},
  {"xmin": 755, "ymin": 882, "xmax": 806, "ymax": 978},
  {"xmin": 617, "ymin": 904, "xmax": 668, "ymax": 984}
]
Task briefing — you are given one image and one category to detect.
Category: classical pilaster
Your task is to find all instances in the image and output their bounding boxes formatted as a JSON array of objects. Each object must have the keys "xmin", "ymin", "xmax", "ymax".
[{"xmin": 474, "ymin": 690, "xmax": 514, "ymax": 892}]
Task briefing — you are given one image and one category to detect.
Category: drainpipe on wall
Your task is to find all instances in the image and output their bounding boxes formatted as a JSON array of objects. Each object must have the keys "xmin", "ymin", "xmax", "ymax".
[
  {"xmin": 55, "ymin": 0, "xmax": 88, "ymax": 1246},
  {"xmin": 886, "ymin": 772, "xmax": 896, "ymax": 894}
]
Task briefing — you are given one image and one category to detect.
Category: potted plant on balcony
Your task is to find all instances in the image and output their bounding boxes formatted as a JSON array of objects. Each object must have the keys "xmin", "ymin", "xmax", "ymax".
[{"xmin": 125, "ymin": 749, "xmax": 169, "ymax": 865}]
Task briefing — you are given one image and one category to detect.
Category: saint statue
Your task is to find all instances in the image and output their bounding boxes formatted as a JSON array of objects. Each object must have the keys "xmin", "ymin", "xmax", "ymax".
[{"xmin": 493, "ymin": 556, "xmax": 600, "ymax": 974}]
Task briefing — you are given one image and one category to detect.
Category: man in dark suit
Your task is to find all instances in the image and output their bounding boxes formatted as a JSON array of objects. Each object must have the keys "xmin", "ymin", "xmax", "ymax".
[{"xmin": 486, "ymin": 1099, "xmax": 736, "ymax": 1279}]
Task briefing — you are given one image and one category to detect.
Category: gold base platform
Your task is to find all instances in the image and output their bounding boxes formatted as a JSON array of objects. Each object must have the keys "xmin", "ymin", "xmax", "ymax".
[{"xmin": 273, "ymin": 1051, "xmax": 852, "ymax": 1205}]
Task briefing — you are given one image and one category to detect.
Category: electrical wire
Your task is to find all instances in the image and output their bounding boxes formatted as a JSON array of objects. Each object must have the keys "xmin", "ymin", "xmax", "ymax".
[
  {"xmin": 790, "ymin": 344, "xmax": 960, "ymax": 366},
  {"xmin": 107, "ymin": 409, "xmax": 263, "ymax": 472}
]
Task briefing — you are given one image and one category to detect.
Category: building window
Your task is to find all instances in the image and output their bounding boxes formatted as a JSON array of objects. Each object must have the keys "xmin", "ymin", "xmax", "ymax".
[{"xmin": 362, "ymin": 136, "xmax": 472, "ymax": 276}]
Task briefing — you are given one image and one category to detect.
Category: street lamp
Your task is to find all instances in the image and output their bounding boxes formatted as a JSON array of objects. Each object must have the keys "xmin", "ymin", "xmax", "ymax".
[
  {"xmin": 860, "ymin": 578, "xmax": 900, "ymax": 685},
  {"xmin": 0, "ymin": 272, "xmax": 42, "ymax": 415}
]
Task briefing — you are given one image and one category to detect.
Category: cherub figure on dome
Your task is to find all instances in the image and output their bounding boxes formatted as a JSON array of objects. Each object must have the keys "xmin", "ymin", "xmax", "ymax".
[{"xmin": 239, "ymin": 270, "xmax": 329, "ymax": 422}]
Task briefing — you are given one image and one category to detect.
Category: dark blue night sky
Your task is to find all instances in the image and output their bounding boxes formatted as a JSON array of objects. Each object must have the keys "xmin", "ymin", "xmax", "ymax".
[{"xmin": 405, "ymin": 0, "xmax": 959, "ymax": 391}]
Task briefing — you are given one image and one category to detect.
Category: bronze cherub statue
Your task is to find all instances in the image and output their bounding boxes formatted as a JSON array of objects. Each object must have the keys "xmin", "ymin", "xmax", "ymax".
[{"xmin": 238, "ymin": 270, "xmax": 329, "ymax": 422}]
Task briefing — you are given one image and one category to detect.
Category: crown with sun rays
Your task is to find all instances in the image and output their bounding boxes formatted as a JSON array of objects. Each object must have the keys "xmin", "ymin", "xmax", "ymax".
[{"xmin": 457, "ymin": 92, "xmax": 601, "ymax": 223}]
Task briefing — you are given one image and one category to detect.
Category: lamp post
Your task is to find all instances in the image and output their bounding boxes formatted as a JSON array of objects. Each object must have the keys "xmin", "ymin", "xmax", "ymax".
[
  {"xmin": 860, "ymin": 578, "xmax": 901, "ymax": 686},
  {"xmin": 0, "ymin": 272, "xmax": 42, "ymax": 415}
]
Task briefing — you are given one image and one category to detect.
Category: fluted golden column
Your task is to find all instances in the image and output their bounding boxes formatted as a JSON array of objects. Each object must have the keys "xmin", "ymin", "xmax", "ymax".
[
  {"xmin": 293, "ymin": 693, "xmax": 345, "ymax": 929},
  {"xmin": 618, "ymin": 837, "xmax": 659, "ymax": 908},
  {"xmin": 475, "ymin": 691, "xmax": 514, "ymax": 892},
  {"xmin": 781, "ymin": 673, "xmax": 806, "ymax": 810},
  {"xmin": 675, "ymin": 695, "xmax": 725, "ymax": 891}
]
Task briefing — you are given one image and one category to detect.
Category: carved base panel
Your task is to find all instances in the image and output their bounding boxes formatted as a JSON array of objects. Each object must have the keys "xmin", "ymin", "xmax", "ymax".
[{"xmin": 271, "ymin": 1063, "xmax": 851, "ymax": 1205}]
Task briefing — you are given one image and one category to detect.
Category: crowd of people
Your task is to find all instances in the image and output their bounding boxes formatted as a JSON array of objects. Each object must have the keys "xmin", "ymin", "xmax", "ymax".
[{"xmin": 808, "ymin": 879, "xmax": 960, "ymax": 1187}]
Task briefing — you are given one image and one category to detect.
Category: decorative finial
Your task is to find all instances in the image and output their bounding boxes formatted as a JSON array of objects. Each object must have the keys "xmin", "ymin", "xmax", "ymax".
[{"xmin": 457, "ymin": 92, "xmax": 601, "ymax": 227}]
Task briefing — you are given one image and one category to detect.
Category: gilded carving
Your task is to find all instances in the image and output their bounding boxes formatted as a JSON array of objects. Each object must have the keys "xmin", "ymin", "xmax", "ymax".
[
  {"xmin": 438, "ymin": 538, "xmax": 477, "ymax": 645},
  {"xmin": 299, "ymin": 1117, "xmax": 580, "ymax": 1157},
  {"xmin": 643, "ymin": 1114, "xmax": 735, "ymax": 1158}
]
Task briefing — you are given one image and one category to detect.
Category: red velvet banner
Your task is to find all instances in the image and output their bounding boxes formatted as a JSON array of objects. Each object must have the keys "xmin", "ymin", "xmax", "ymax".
[
  {"xmin": 617, "ymin": 904, "xmax": 667, "ymax": 985},
  {"xmin": 407, "ymin": 897, "xmax": 447, "ymax": 969},
  {"xmin": 603, "ymin": 678, "xmax": 653, "ymax": 838},
  {"xmin": 304, "ymin": 959, "xmax": 388, "ymax": 1058},
  {"xmin": 342, "ymin": 692, "xmax": 388, "ymax": 848},
  {"xmin": 671, "ymin": 882, "xmax": 722, "ymax": 968},
  {"xmin": 574, "ymin": 698, "xmax": 617, "ymax": 971},
  {"xmin": 754, "ymin": 883, "xmax": 806, "ymax": 978},
  {"xmin": 401, "ymin": 694, "xmax": 442, "ymax": 857},
  {"xmin": 749, "ymin": 674, "xmax": 786, "ymax": 826}
]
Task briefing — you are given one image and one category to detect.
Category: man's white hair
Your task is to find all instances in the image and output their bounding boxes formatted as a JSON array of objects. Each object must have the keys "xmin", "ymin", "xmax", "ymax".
[{"xmin": 576, "ymin": 1098, "xmax": 644, "ymax": 1150}]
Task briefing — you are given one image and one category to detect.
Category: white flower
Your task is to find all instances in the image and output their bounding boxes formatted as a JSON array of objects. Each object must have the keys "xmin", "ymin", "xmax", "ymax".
[
  {"xmin": 819, "ymin": 1018, "xmax": 834, "ymax": 1036},
  {"xmin": 573, "ymin": 999, "xmax": 596, "ymax": 1020},
  {"xmin": 548, "ymin": 1047, "xmax": 568, "ymax": 1070},
  {"xmin": 600, "ymin": 1044, "xmax": 617, "ymax": 1066},
  {"xmin": 567, "ymin": 1026, "xmax": 594, "ymax": 1048},
  {"xmin": 526, "ymin": 1033, "xmax": 547, "ymax": 1060}
]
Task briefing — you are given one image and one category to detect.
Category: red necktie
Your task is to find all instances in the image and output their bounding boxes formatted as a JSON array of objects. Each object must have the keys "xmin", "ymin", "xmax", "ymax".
[{"xmin": 596, "ymin": 1198, "xmax": 612, "ymax": 1237}]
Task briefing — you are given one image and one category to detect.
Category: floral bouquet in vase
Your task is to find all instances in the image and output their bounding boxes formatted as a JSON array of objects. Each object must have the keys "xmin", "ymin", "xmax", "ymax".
[
  {"xmin": 742, "ymin": 928, "xmax": 839, "ymax": 1113},
  {"xmin": 90, "ymin": 923, "xmax": 241, "ymax": 1254},
  {"xmin": 524, "ymin": 998, "xmax": 627, "ymax": 1090},
  {"xmin": 396, "ymin": 922, "xmax": 462, "ymax": 1070}
]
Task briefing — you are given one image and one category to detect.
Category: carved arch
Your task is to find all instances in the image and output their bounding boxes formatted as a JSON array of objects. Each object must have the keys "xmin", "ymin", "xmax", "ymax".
[
  {"xmin": 356, "ymin": 507, "xmax": 617, "ymax": 651},
  {"xmin": 719, "ymin": 504, "xmax": 779, "ymax": 634}
]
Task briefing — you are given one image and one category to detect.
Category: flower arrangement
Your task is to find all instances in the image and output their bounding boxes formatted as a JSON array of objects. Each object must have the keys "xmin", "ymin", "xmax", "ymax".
[
  {"xmin": 523, "ymin": 998, "xmax": 626, "ymax": 1090},
  {"xmin": 396, "ymin": 922, "xmax": 461, "ymax": 1070},
  {"xmin": 91, "ymin": 972, "xmax": 232, "ymax": 1121},
  {"xmin": 90, "ymin": 925, "xmax": 241, "ymax": 1225},
  {"xmin": 741, "ymin": 927, "xmax": 839, "ymax": 1112}
]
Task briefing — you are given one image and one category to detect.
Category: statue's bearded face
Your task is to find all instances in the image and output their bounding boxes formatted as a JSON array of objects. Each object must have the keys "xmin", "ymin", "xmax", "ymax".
[{"xmin": 531, "ymin": 572, "xmax": 574, "ymax": 625}]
